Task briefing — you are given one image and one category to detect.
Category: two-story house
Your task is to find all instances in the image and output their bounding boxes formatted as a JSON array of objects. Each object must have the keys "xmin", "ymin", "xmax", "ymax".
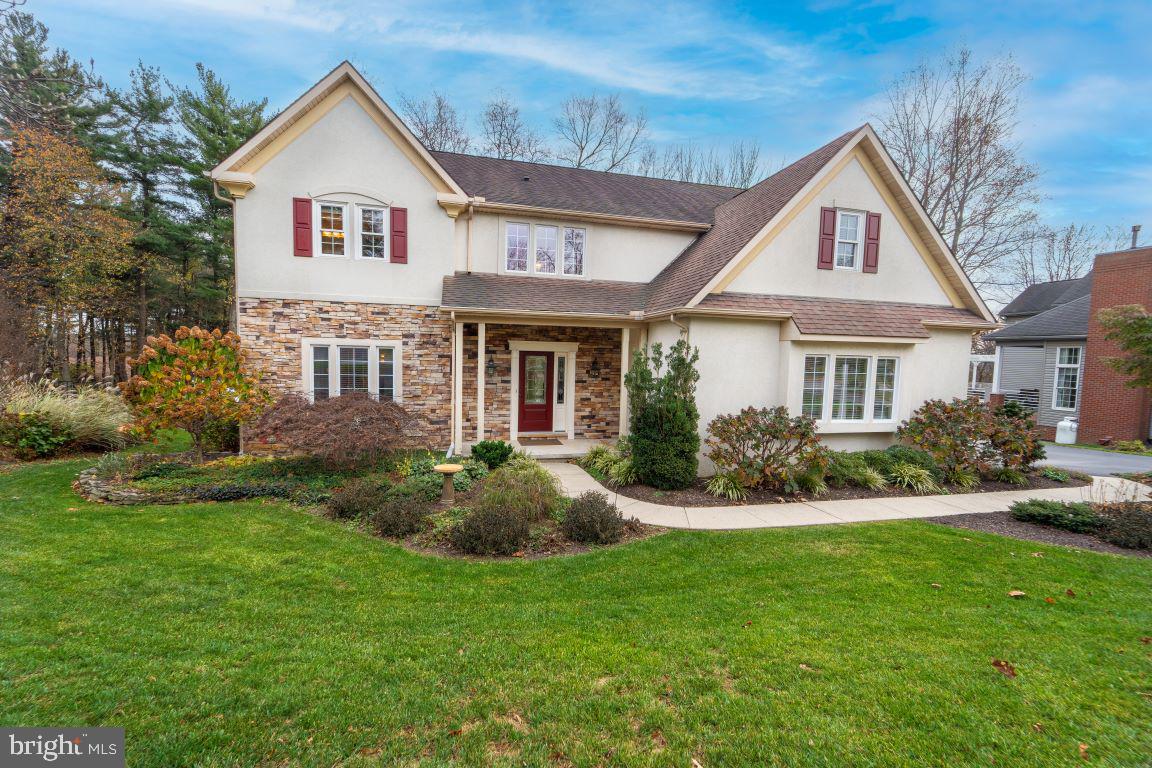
[{"xmin": 210, "ymin": 62, "xmax": 996, "ymax": 465}]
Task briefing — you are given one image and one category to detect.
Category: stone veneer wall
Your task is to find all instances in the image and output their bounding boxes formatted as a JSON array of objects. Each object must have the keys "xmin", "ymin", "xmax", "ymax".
[
  {"xmin": 459, "ymin": 324, "xmax": 623, "ymax": 442},
  {"xmin": 237, "ymin": 298, "xmax": 453, "ymax": 445}
]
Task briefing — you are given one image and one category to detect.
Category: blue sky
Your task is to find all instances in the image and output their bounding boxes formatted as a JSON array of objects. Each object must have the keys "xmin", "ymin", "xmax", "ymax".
[{"xmin": 34, "ymin": 0, "xmax": 1152, "ymax": 238}]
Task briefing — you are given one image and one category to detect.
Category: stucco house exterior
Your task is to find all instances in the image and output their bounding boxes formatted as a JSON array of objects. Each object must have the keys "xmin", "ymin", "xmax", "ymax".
[
  {"xmin": 210, "ymin": 62, "xmax": 996, "ymax": 466},
  {"xmin": 989, "ymin": 246, "xmax": 1152, "ymax": 443}
]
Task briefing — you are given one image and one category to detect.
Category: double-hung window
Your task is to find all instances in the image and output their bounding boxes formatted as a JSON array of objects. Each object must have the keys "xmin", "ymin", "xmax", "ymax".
[
  {"xmin": 835, "ymin": 210, "xmax": 863, "ymax": 270},
  {"xmin": 505, "ymin": 221, "xmax": 587, "ymax": 277},
  {"xmin": 306, "ymin": 340, "xmax": 401, "ymax": 402},
  {"xmin": 318, "ymin": 202, "xmax": 347, "ymax": 256},
  {"xmin": 1052, "ymin": 347, "xmax": 1081, "ymax": 410},
  {"xmin": 359, "ymin": 206, "xmax": 389, "ymax": 259},
  {"xmin": 801, "ymin": 354, "xmax": 900, "ymax": 422}
]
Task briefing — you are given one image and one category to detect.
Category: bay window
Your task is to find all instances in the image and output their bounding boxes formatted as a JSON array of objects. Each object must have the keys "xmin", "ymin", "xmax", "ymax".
[
  {"xmin": 305, "ymin": 339, "xmax": 402, "ymax": 401},
  {"xmin": 800, "ymin": 353, "xmax": 900, "ymax": 423}
]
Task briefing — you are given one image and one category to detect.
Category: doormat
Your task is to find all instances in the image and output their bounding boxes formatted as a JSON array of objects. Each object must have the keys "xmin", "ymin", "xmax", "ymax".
[{"xmin": 519, "ymin": 438, "xmax": 563, "ymax": 446}]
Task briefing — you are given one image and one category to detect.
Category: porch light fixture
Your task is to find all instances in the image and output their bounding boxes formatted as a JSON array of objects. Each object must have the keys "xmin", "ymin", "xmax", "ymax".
[
  {"xmin": 589, "ymin": 357, "xmax": 601, "ymax": 378},
  {"xmin": 485, "ymin": 354, "xmax": 497, "ymax": 377}
]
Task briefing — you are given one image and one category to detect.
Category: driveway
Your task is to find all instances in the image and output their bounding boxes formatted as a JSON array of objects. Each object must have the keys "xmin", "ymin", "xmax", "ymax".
[{"xmin": 1039, "ymin": 444, "xmax": 1152, "ymax": 476}]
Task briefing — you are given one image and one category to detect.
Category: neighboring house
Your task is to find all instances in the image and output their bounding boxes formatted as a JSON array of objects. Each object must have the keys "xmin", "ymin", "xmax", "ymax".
[
  {"xmin": 210, "ymin": 62, "xmax": 996, "ymax": 467},
  {"xmin": 989, "ymin": 247, "xmax": 1152, "ymax": 443}
]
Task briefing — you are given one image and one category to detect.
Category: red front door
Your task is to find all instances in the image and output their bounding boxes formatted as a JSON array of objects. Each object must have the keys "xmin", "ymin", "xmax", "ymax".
[{"xmin": 518, "ymin": 351, "xmax": 554, "ymax": 433}]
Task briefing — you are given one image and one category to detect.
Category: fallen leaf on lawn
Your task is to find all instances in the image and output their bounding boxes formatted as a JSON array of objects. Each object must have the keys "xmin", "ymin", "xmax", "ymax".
[
  {"xmin": 1008, "ymin": 590, "xmax": 1027, "ymax": 598},
  {"xmin": 931, "ymin": 583, "xmax": 942, "ymax": 589},
  {"xmin": 1030, "ymin": 552, "xmax": 1044, "ymax": 558},
  {"xmin": 799, "ymin": 664, "xmax": 820, "ymax": 673},
  {"xmin": 1079, "ymin": 743, "xmax": 1089, "ymax": 760},
  {"xmin": 991, "ymin": 659, "xmax": 1017, "ymax": 678},
  {"xmin": 1045, "ymin": 597, "xmax": 1056, "ymax": 604},
  {"xmin": 1032, "ymin": 723, "xmax": 1043, "ymax": 733},
  {"xmin": 1066, "ymin": 589, "xmax": 1076, "ymax": 598},
  {"xmin": 691, "ymin": 759, "xmax": 705, "ymax": 768},
  {"xmin": 742, "ymin": 620, "xmax": 753, "ymax": 627},
  {"xmin": 1141, "ymin": 637, "xmax": 1151, "ymax": 645},
  {"xmin": 650, "ymin": 730, "xmax": 667, "ymax": 750}
]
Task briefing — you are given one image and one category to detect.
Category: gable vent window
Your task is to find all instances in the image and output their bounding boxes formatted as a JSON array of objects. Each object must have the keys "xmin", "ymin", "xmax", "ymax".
[{"xmin": 835, "ymin": 211, "xmax": 861, "ymax": 269}]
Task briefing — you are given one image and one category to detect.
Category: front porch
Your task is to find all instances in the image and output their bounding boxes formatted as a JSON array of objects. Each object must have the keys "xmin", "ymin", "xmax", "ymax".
[{"xmin": 448, "ymin": 318, "xmax": 643, "ymax": 457}]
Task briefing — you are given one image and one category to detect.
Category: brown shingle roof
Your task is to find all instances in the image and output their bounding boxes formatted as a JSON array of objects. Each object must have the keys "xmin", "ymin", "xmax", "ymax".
[
  {"xmin": 430, "ymin": 151, "xmax": 742, "ymax": 224},
  {"xmin": 696, "ymin": 293, "xmax": 988, "ymax": 337},
  {"xmin": 644, "ymin": 128, "xmax": 861, "ymax": 313},
  {"xmin": 442, "ymin": 272, "xmax": 647, "ymax": 317}
]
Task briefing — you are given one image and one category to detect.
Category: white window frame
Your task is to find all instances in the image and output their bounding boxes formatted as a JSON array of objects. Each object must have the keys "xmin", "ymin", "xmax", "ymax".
[
  {"xmin": 801, "ymin": 353, "xmax": 900, "ymax": 424},
  {"xmin": 834, "ymin": 209, "xmax": 864, "ymax": 271},
  {"xmin": 1052, "ymin": 346, "xmax": 1082, "ymax": 412},
  {"xmin": 355, "ymin": 204, "xmax": 390, "ymax": 261},
  {"xmin": 302, "ymin": 338, "xmax": 403, "ymax": 402},
  {"xmin": 313, "ymin": 200, "xmax": 349, "ymax": 258},
  {"xmin": 502, "ymin": 219, "xmax": 588, "ymax": 278},
  {"xmin": 830, "ymin": 355, "xmax": 871, "ymax": 421},
  {"xmin": 801, "ymin": 354, "xmax": 828, "ymax": 420}
]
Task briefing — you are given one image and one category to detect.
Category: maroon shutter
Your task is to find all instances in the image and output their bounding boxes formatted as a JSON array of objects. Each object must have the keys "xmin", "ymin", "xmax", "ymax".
[
  {"xmin": 292, "ymin": 197, "xmax": 312, "ymax": 257},
  {"xmin": 863, "ymin": 212, "xmax": 881, "ymax": 273},
  {"xmin": 817, "ymin": 206, "xmax": 836, "ymax": 270},
  {"xmin": 390, "ymin": 207, "xmax": 408, "ymax": 264}
]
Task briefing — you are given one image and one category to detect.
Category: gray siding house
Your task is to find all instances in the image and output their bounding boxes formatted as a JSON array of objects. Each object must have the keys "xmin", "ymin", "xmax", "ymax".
[{"xmin": 989, "ymin": 281, "xmax": 1090, "ymax": 431}]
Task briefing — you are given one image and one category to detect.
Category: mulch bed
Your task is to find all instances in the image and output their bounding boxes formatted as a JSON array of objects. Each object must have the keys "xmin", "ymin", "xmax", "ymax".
[
  {"xmin": 926, "ymin": 511, "xmax": 1150, "ymax": 559},
  {"xmin": 610, "ymin": 469, "xmax": 1091, "ymax": 508}
]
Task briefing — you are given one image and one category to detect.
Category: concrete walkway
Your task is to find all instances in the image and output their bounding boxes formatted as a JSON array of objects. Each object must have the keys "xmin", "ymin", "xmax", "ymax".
[
  {"xmin": 546, "ymin": 462, "xmax": 1151, "ymax": 530},
  {"xmin": 1039, "ymin": 443, "xmax": 1152, "ymax": 476}
]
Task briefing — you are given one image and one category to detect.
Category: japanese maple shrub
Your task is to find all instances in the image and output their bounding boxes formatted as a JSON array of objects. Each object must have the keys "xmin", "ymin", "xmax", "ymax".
[
  {"xmin": 121, "ymin": 327, "xmax": 269, "ymax": 462},
  {"xmin": 624, "ymin": 339, "xmax": 701, "ymax": 490},
  {"xmin": 706, "ymin": 407, "xmax": 828, "ymax": 494}
]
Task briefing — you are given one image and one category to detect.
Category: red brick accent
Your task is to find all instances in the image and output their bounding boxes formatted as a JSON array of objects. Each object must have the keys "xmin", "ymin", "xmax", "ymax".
[{"xmin": 1078, "ymin": 248, "xmax": 1152, "ymax": 444}]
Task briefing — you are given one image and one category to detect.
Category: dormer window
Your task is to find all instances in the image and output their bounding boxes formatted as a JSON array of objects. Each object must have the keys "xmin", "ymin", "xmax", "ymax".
[
  {"xmin": 505, "ymin": 220, "xmax": 587, "ymax": 277},
  {"xmin": 835, "ymin": 210, "xmax": 862, "ymax": 270}
]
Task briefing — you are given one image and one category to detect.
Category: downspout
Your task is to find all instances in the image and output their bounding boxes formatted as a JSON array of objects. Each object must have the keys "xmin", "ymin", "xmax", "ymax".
[
  {"xmin": 447, "ymin": 310, "xmax": 457, "ymax": 458},
  {"xmin": 669, "ymin": 313, "xmax": 689, "ymax": 341},
  {"xmin": 211, "ymin": 179, "xmax": 239, "ymax": 333},
  {"xmin": 465, "ymin": 199, "xmax": 476, "ymax": 273}
]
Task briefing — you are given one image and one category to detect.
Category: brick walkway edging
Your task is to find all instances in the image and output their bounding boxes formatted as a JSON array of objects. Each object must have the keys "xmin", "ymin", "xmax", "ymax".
[{"xmin": 545, "ymin": 462, "xmax": 1152, "ymax": 531}]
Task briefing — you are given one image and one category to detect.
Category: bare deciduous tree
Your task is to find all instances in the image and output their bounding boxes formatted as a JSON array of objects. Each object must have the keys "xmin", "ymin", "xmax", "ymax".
[
  {"xmin": 397, "ymin": 91, "xmax": 471, "ymax": 153},
  {"xmin": 631, "ymin": 140, "xmax": 767, "ymax": 187},
  {"xmin": 876, "ymin": 48, "xmax": 1040, "ymax": 289},
  {"xmin": 1006, "ymin": 224, "xmax": 1100, "ymax": 296},
  {"xmin": 480, "ymin": 94, "xmax": 548, "ymax": 162},
  {"xmin": 553, "ymin": 94, "xmax": 647, "ymax": 171}
]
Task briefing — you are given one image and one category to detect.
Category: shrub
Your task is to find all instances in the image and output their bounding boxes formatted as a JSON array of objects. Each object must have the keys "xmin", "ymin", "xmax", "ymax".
[
  {"xmin": 1115, "ymin": 440, "xmax": 1148, "ymax": 453},
  {"xmin": 561, "ymin": 491, "xmax": 626, "ymax": 544},
  {"xmin": 0, "ymin": 411, "xmax": 72, "ymax": 458},
  {"xmin": 826, "ymin": 452, "xmax": 887, "ymax": 490},
  {"xmin": 897, "ymin": 398, "xmax": 990, "ymax": 478},
  {"xmin": 607, "ymin": 456, "xmax": 638, "ymax": 486},
  {"xmin": 328, "ymin": 476, "xmax": 392, "ymax": 519},
  {"xmin": 625, "ymin": 340, "xmax": 701, "ymax": 490},
  {"xmin": 580, "ymin": 444, "xmax": 617, "ymax": 476},
  {"xmin": 194, "ymin": 482, "xmax": 292, "ymax": 501},
  {"xmin": 883, "ymin": 445, "xmax": 942, "ymax": 480},
  {"xmin": 134, "ymin": 460, "xmax": 201, "ymax": 480},
  {"xmin": 92, "ymin": 452, "xmax": 130, "ymax": 481},
  {"xmin": 121, "ymin": 327, "xmax": 270, "ymax": 462},
  {"xmin": 706, "ymin": 406, "xmax": 827, "ymax": 493},
  {"xmin": 370, "ymin": 497, "xmax": 432, "ymax": 537},
  {"xmin": 1, "ymin": 380, "xmax": 132, "ymax": 451},
  {"xmin": 387, "ymin": 473, "xmax": 442, "ymax": 503},
  {"xmin": 451, "ymin": 504, "xmax": 531, "ymax": 556},
  {"xmin": 474, "ymin": 461, "xmax": 563, "ymax": 522},
  {"xmin": 946, "ymin": 468, "xmax": 980, "ymax": 490},
  {"xmin": 986, "ymin": 409, "xmax": 1046, "ymax": 469},
  {"xmin": 995, "ymin": 399, "xmax": 1032, "ymax": 420},
  {"xmin": 888, "ymin": 462, "xmax": 942, "ymax": 495},
  {"xmin": 1098, "ymin": 503, "xmax": 1152, "ymax": 549},
  {"xmin": 1010, "ymin": 499, "xmax": 1101, "ymax": 533},
  {"xmin": 1041, "ymin": 467, "xmax": 1070, "ymax": 483},
  {"xmin": 855, "ymin": 450, "xmax": 896, "ymax": 477},
  {"xmin": 993, "ymin": 466, "xmax": 1028, "ymax": 485},
  {"xmin": 251, "ymin": 393, "xmax": 421, "ymax": 468},
  {"xmin": 789, "ymin": 466, "xmax": 828, "ymax": 496},
  {"xmin": 706, "ymin": 471, "xmax": 749, "ymax": 501},
  {"xmin": 471, "ymin": 440, "xmax": 514, "ymax": 469}
]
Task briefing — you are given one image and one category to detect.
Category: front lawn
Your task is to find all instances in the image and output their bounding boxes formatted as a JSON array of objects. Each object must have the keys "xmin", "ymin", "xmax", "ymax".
[{"xmin": 2, "ymin": 460, "xmax": 1151, "ymax": 767}]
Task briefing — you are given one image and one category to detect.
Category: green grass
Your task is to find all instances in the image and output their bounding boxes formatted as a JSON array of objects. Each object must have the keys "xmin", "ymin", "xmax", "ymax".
[{"xmin": 2, "ymin": 459, "xmax": 1151, "ymax": 767}]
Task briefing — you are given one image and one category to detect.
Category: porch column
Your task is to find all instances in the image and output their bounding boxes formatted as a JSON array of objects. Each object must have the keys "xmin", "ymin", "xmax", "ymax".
[
  {"xmin": 619, "ymin": 327, "xmax": 631, "ymax": 437},
  {"xmin": 452, "ymin": 321, "xmax": 463, "ymax": 451},
  {"xmin": 476, "ymin": 322, "xmax": 486, "ymax": 442}
]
